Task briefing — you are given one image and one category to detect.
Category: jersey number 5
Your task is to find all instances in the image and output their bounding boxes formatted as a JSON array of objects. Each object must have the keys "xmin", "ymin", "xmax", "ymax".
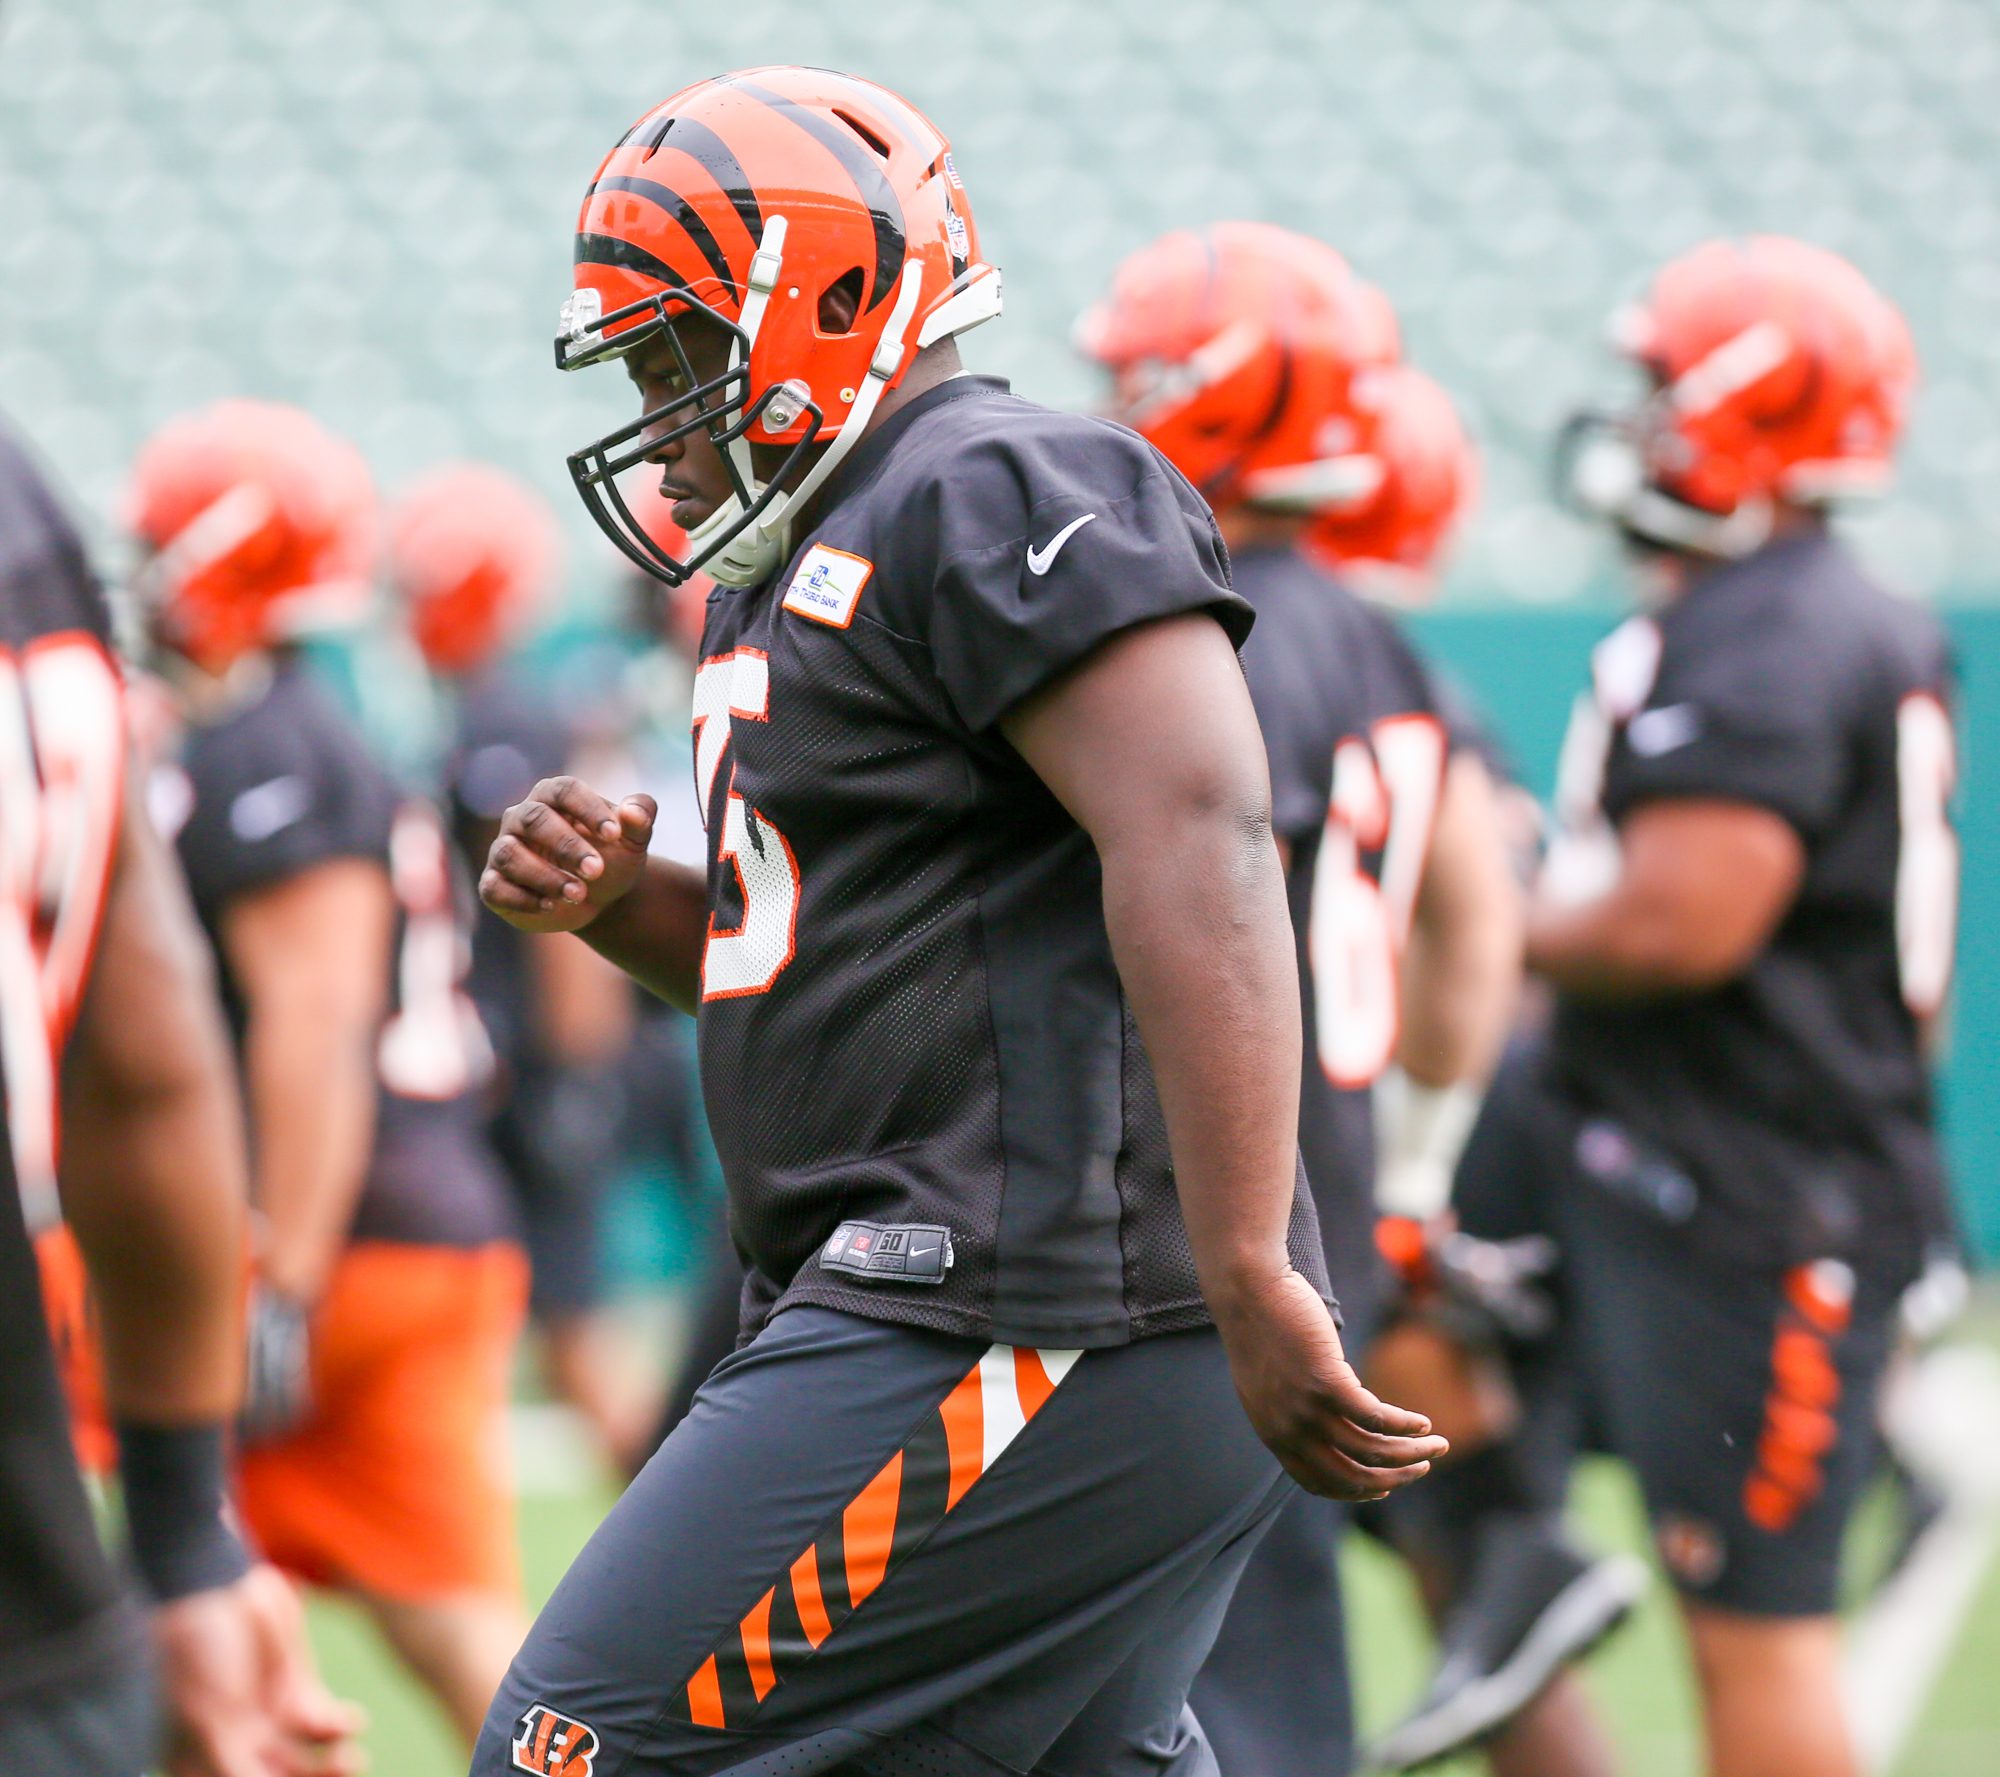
[
  {"xmin": 693, "ymin": 650, "xmax": 801, "ymax": 1001},
  {"xmin": 1307, "ymin": 716, "xmax": 1446, "ymax": 1088}
]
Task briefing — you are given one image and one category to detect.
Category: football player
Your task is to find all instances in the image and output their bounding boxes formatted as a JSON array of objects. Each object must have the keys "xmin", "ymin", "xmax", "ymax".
[
  {"xmin": 1530, "ymin": 238, "xmax": 1951, "ymax": 1777},
  {"xmin": 389, "ymin": 463, "xmax": 649, "ymax": 1463},
  {"xmin": 0, "ymin": 417, "xmax": 357, "ymax": 1773},
  {"xmin": 1078, "ymin": 225, "xmax": 1530, "ymax": 1777},
  {"xmin": 127, "ymin": 403, "xmax": 531, "ymax": 1746},
  {"xmin": 476, "ymin": 67, "xmax": 1443, "ymax": 1777}
]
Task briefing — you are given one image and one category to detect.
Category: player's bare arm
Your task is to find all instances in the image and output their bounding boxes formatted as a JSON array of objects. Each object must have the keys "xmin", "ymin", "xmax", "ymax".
[
  {"xmin": 221, "ymin": 859, "xmax": 396, "ymax": 1308},
  {"xmin": 61, "ymin": 774, "xmax": 361, "ymax": 1777},
  {"xmin": 1528, "ymin": 797, "xmax": 1804, "ymax": 995},
  {"xmin": 1002, "ymin": 610, "xmax": 1447, "ymax": 1500},
  {"xmin": 1398, "ymin": 749, "xmax": 1521, "ymax": 1086}
]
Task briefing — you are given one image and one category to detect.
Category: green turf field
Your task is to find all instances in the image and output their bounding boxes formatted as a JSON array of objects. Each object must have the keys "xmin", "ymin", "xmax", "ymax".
[{"xmin": 308, "ymin": 1357, "xmax": 2000, "ymax": 1777}]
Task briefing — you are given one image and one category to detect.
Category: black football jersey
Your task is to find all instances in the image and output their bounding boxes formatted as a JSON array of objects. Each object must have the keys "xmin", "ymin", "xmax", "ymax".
[
  {"xmin": 1544, "ymin": 529, "xmax": 1956, "ymax": 1282},
  {"xmin": 447, "ymin": 664, "xmax": 572, "ymax": 1071},
  {"xmin": 1233, "ymin": 545, "xmax": 1451, "ymax": 1334},
  {"xmin": 0, "ymin": 423, "xmax": 145, "ymax": 1694},
  {"xmin": 692, "ymin": 376, "xmax": 1329, "ymax": 1347},
  {"xmin": 171, "ymin": 660, "xmax": 513, "ymax": 1249}
]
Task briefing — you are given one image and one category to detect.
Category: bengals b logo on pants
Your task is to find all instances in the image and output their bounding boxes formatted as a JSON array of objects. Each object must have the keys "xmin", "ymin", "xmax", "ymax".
[{"xmin": 512, "ymin": 1704, "xmax": 599, "ymax": 1776}]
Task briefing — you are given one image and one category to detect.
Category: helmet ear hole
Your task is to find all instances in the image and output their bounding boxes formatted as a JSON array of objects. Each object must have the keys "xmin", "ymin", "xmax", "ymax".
[{"xmin": 818, "ymin": 268, "xmax": 865, "ymax": 336}]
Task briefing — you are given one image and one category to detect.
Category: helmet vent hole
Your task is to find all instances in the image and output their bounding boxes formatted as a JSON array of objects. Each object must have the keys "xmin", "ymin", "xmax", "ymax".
[
  {"xmin": 833, "ymin": 110, "xmax": 892, "ymax": 159},
  {"xmin": 636, "ymin": 115, "xmax": 674, "ymax": 160},
  {"xmin": 819, "ymin": 267, "xmax": 865, "ymax": 335}
]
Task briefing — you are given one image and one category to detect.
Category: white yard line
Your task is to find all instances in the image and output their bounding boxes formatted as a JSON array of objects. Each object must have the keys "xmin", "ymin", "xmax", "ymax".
[
  {"xmin": 1842, "ymin": 1342, "xmax": 2000, "ymax": 1775},
  {"xmin": 1843, "ymin": 1498, "xmax": 2000, "ymax": 1773}
]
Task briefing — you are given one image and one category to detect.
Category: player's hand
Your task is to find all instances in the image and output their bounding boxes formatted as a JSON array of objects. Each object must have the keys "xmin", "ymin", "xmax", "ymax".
[
  {"xmin": 240, "ymin": 1286, "xmax": 313, "ymax": 1446},
  {"xmin": 481, "ymin": 777, "xmax": 657, "ymax": 934},
  {"xmin": 1216, "ymin": 1266, "xmax": 1448, "ymax": 1501},
  {"xmin": 155, "ymin": 1562, "xmax": 366, "ymax": 1776}
]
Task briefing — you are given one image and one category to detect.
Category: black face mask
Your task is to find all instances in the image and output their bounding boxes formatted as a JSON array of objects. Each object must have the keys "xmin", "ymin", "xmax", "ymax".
[
  {"xmin": 1552, "ymin": 409, "xmax": 1775, "ymax": 562},
  {"xmin": 555, "ymin": 281, "xmax": 824, "ymax": 590}
]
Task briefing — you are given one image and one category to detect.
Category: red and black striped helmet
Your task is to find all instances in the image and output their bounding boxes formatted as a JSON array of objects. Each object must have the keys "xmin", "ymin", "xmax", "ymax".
[
  {"xmin": 389, "ymin": 463, "xmax": 561, "ymax": 675},
  {"xmin": 1075, "ymin": 222, "xmax": 1399, "ymax": 515},
  {"xmin": 1308, "ymin": 366, "xmax": 1479, "ymax": 601},
  {"xmin": 556, "ymin": 67, "xmax": 1001, "ymax": 588},
  {"xmin": 126, "ymin": 401, "xmax": 376, "ymax": 673}
]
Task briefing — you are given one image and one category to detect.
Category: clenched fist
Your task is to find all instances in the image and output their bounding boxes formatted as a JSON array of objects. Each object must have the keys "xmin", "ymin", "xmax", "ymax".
[{"xmin": 481, "ymin": 777, "xmax": 659, "ymax": 935}]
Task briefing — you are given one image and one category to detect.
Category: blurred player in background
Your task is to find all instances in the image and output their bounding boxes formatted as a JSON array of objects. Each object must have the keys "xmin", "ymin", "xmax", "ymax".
[
  {"xmin": 0, "ymin": 417, "xmax": 357, "ymax": 1774},
  {"xmin": 1080, "ymin": 224, "xmax": 1525, "ymax": 1777},
  {"xmin": 127, "ymin": 401, "xmax": 530, "ymax": 1746},
  {"xmin": 476, "ymin": 66, "xmax": 1442, "ymax": 1777},
  {"xmin": 390, "ymin": 464, "xmax": 651, "ymax": 1465},
  {"xmin": 1529, "ymin": 238, "xmax": 1954, "ymax": 1777}
]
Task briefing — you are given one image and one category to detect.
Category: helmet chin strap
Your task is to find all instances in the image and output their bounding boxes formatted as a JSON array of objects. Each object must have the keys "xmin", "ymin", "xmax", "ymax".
[
  {"xmin": 682, "ymin": 219, "xmax": 791, "ymax": 588},
  {"xmin": 696, "ymin": 258, "xmax": 927, "ymax": 589},
  {"xmin": 1617, "ymin": 486, "xmax": 1773, "ymax": 560}
]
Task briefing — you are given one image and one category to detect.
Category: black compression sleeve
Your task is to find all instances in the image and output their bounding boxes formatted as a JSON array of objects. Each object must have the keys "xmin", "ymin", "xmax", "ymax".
[{"xmin": 115, "ymin": 1420, "xmax": 253, "ymax": 1601}]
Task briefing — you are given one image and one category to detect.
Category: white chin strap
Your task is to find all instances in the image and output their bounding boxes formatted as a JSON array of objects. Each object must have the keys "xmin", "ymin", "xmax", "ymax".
[{"xmin": 692, "ymin": 245, "xmax": 927, "ymax": 590}]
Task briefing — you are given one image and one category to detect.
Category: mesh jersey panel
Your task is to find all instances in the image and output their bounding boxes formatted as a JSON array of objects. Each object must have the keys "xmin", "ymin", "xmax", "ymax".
[{"xmin": 696, "ymin": 380, "xmax": 1329, "ymax": 1346}]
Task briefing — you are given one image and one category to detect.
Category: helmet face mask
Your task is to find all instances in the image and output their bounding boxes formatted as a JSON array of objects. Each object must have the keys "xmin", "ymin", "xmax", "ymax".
[
  {"xmin": 1554, "ymin": 404, "xmax": 1778, "ymax": 561},
  {"xmin": 562, "ymin": 280, "xmax": 827, "ymax": 589}
]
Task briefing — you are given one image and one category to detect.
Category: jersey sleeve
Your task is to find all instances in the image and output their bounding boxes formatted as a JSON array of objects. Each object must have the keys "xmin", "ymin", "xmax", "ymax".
[
  {"xmin": 177, "ymin": 674, "xmax": 396, "ymax": 919},
  {"xmin": 1602, "ymin": 627, "xmax": 1845, "ymax": 837},
  {"xmin": 923, "ymin": 417, "xmax": 1251, "ymax": 734},
  {"xmin": 0, "ymin": 424, "xmax": 115, "ymax": 651}
]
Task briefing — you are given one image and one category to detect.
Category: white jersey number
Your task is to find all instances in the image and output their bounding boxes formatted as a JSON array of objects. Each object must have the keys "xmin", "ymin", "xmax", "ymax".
[
  {"xmin": 1895, "ymin": 692, "xmax": 1957, "ymax": 1018},
  {"xmin": 1307, "ymin": 715, "xmax": 1446, "ymax": 1088},
  {"xmin": 0, "ymin": 636, "xmax": 125, "ymax": 1234},
  {"xmin": 376, "ymin": 802, "xmax": 493, "ymax": 1100},
  {"xmin": 692, "ymin": 649, "xmax": 800, "ymax": 1001}
]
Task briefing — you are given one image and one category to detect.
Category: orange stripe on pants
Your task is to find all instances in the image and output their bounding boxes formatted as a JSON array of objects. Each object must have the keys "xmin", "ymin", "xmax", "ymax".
[
  {"xmin": 741, "ymin": 1588, "xmax": 777, "ymax": 1702},
  {"xmin": 687, "ymin": 1654, "xmax": 725, "ymax": 1729},
  {"xmin": 844, "ymin": 1449, "xmax": 902, "ymax": 1609}
]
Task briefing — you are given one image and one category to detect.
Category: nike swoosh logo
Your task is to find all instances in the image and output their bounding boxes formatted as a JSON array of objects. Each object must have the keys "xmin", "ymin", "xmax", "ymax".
[{"xmin": 1026, "ymin": 512, "xmax": 1097, "ymax": 576}]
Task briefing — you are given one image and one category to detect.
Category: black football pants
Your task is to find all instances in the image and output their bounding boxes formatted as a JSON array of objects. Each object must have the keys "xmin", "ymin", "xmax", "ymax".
[{"xmin": 475, "ymin": 1305, "xmax": 1292, "ymax": 1777}]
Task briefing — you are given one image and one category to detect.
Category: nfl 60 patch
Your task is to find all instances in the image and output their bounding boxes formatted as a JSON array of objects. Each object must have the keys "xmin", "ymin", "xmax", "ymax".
[{"xmin": 782, "ymin": 544, "xmax": 874, "ymax": 628}]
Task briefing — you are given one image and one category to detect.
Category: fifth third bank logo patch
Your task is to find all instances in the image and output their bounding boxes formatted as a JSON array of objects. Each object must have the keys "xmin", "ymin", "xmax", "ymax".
[
  {"xmin": 513, "ymin": 1703, "xmax": 599, "ymax": 1776},
  {"xmin": 782, "ymin": 543, "xmax": 873, "ymax": 628}
]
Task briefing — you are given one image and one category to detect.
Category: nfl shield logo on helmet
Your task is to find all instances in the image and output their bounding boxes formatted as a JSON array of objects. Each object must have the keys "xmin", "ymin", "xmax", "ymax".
[{"xmin": 512, "ymin": 1703, "xmax": 600, "ymax": 1776}]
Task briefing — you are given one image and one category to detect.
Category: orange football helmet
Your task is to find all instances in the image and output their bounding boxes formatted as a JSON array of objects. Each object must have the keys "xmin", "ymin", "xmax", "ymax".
[
  {"xmin": 1308, "ymin": 365, "xmax": 1477, "ymax": 600},
  {"xmin": 389, "ymin": 464, "xmax": 561, "ymax": 676},
  {"xmin": 1075, "ymin": 222, "xmax": 1400, "ymax": 514},
  {"xmin": 1560, "ymin": 236, "xmax": 1917, "ymax": 556},
  {"xmin": 555, "ymin": 66, "xmax": 1002, "ymax": 588},
  {"xmin": 125, "ymin": 401, "xmax": 376, "ymax": 673}
]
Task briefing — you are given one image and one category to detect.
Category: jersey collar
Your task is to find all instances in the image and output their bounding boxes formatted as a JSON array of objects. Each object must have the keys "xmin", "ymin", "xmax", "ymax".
[{"xmin": 810, "ymin": 374, "xmax": 1011, "ymax": 521}]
